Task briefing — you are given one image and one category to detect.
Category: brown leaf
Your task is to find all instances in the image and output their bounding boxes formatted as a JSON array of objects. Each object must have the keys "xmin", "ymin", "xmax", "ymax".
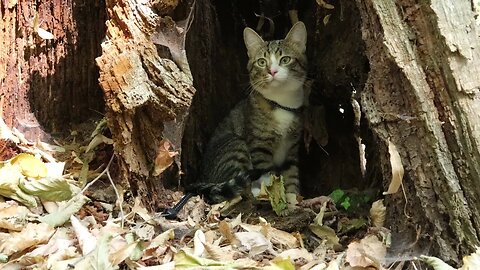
[
  {"xmin": 0, "ymin": 201, "xmax": 31, "ymax": 231},
  {"xmin": 0, "ymin": 223, "xmax": 55, "ymax": 256},
  {"xmin": 152, "ymin": 139, "xmax": 178, "ymax": 176},
  {"xmin": 345, "ymin": 235, "xmax": 386, "ymax": 268}
]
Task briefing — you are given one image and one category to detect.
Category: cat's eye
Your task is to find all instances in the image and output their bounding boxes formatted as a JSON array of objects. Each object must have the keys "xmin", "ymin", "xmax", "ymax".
[
  {"xmin": 256, "ymin": 58, "xmax": 267, "ymax": 67},
  {"xmin": 280, "ymin": 56, "xmax": 291, "ymax": 65}
]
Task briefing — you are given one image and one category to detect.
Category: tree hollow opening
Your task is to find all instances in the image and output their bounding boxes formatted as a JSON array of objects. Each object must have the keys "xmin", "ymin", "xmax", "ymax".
[{"xmin": 182, "ymin": 0, "xmax": 376, "ymax": 198}]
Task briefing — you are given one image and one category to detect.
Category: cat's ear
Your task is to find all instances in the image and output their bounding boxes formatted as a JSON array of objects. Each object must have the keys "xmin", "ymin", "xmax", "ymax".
[
  {"xmin": 243, "ymin": 27, "xmax": 265, "ymax": 57},
  {"xmin": 285, "ymin": 22, "xmax": 307, "ymax": 53}
]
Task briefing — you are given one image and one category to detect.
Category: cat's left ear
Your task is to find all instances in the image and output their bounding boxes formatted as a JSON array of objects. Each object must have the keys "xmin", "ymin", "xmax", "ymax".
[{"xmin": 285, "ymin": 22, "xmax": 307, "ymax": 53}]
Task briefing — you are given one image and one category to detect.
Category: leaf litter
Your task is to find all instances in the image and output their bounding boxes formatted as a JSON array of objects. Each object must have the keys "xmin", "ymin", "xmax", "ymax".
[{"xmin": 0, "ymin": 113, "xmax": 474, "ymax": 270}]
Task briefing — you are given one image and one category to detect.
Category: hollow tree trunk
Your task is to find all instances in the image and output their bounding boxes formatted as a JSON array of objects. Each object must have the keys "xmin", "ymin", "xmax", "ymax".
[
  {"xmin": 0, "ymin": 1, "xmax": 105, "ymax": 139},
  {"xmin": 95, "ymin": 0, "xmax": 195, "ymax": 210},
  {"xmin": 357, "ymin": 0, "xmax": 480, "ymax": 263}
]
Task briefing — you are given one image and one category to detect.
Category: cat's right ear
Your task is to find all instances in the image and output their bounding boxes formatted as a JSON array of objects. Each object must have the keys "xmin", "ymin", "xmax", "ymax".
[{"xmin": 243, "ymin": 27, "xmax": 265, "ymax": 57}]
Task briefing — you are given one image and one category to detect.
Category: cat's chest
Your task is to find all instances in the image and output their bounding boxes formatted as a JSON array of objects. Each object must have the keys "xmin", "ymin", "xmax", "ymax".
[{"xmin": 272, "ymin": 109, "xmax": 296, "ymax": 135}]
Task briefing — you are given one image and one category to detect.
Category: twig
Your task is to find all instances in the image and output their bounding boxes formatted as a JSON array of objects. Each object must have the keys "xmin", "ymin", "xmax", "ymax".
[
  {"xmin": 106, "ymin": 166, "xmax": 125, "ymax": 228},
  {"xmin": 79, "ymin": 154, "xmax": 115, "ymax": 194}
]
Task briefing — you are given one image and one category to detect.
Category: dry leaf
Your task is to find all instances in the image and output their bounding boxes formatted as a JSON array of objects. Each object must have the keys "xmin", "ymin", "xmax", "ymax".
[
  {"xmin": 0, "ymin": 201, "xmax": 30, "ymax": 231},
  {"xmin": 110, "ymin": 241, "xmax": 139, "ymax": 266},
  {"xmin": 0, "ymin": 223, "xmax": 54, "ymax": 256},
  {"xmin": 234, "ymin": 231, "xmax": 271, "ymax": 257},
  {"xmin": 147, "ymin": 229, "xmax": 175, "ymax": 250},
  {"xmin": 383, "ymin": 140, "xmax": 404, "ymax": 195},
  {"xmin": 193, "ymin": 230, "xmax": 206, "ymax": 257},
  {"xmin": 152, "ymin": 139, "xmax": 178, "ymax": 176},
  {"xmin": 277, "ymin": 248, "xmax": 314, "ymax": 262},
  {"xmin": 420, "ymin": 255, "xmax": 455, "ymax": 270},
  {"xmin": 39, "ymin": 194, "xmax": 90, "ymax": 227},
  {"xmin": 71, "ymin": 215, "xmax": 97, "ymax": 255},
  {"xmin": 345, "ymin": 235, "xmax": 386, "ymax": 268},
  {"xmin": 369, "ymin": 200, "xmax": 386, "ymax": 227},
  {"xmin": 309, "ymin": 224, "xmax": 341, "ymax": 250},
  {"xmin": 461, "ymin": 247, "xmax": 480, "ymax": 269},
  {"xmin": 316, "ymin": 0, "xmax": 334, "ymax": 9},
  {"xmin": 219, "ymin": 220, "xmax": 238, "ymax": 245}
]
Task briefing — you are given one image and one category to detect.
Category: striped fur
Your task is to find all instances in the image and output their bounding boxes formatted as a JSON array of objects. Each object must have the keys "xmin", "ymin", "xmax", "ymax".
[{"xmin": 187, "ymin": 22, "xmax": 308, "ymax": 204}]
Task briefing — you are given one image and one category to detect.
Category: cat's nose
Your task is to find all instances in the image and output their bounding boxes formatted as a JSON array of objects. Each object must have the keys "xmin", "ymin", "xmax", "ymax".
[{"xmin": 270, "ymin": 68, "xmax": 278, "ymax": 76}]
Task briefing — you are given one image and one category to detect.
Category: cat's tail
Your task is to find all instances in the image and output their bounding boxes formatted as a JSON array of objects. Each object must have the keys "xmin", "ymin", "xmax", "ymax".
[{"xmin": 185, "ymin": 169, "xmax": 265, "ymax": 203}]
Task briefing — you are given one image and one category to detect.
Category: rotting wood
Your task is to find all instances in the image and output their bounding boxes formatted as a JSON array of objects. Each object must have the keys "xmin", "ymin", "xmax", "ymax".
[
  {"xmin": 357, "ymin": 0, "xmax": 480, "ymax": 263},
  {"xmin": 96, "ymin": 0, "xmax": 195, "ymax": 210}
]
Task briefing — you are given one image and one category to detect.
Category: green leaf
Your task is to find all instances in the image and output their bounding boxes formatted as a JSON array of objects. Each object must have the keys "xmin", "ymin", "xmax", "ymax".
[
  {"xmin": 39, "ymin": 194, "xmax": 90, "ymax": 227},
  {"xmin": 309, "ymin": 224, "xmax": 341, "ymax": 250},
  {"xmin": 265, "ymin": 175, "xmax": 288, "ymax": 216},
  {"xmin": 340, "ymin": 196, "xmax": 351, "ymax": 210},
  {"xmin": 19, "ymin": 177, "xmax": 73, "ymax": 201},
  {"xmin": 328, "ymin": 189, "xmax": 345, "ymax": 203}
]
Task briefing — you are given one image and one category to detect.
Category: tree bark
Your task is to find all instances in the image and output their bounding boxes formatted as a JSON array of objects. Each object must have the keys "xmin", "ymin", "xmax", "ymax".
[
  {"xmin": 96, "ymin": 0, "xmax": 195, "ymax": 210},
  {"xmin": 357, "ymin": 0, "xmax": 480, "ymax": 263},
  {"xmin": 0, "ymin": 0, "xmax": 105, "ymax": 138}
]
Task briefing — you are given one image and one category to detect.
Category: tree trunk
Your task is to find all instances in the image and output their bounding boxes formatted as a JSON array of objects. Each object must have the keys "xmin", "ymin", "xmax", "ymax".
[
  {"xmin": 95, "ymin": 0, "xmax": 195, "ymax": 210},
  {"xmin": 357, "ymin": 0, "xmax": 480, "ymax": 263},
  {"xmin": 0, "ymin": 0, "xmax": 105, "ymax": 138}
]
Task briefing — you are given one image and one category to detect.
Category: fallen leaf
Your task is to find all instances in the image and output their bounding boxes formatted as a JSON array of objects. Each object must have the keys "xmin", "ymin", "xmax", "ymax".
[
  {"xmin": 264, "ymin": 257, "xmax": 296, "ymax": 270},
  {"xmin": 19, "ymin": 177, "xmax": 73, "ymax": 201},
  {"xmin": 461, "ymin": 246, "xmax": 480, "ymax": 269},
  {"xmin": 39, "ymin": 194, "xmax": 90, "ymax": 227},
  {"xmin": 383, "ymin": 140, "xmax": 404, "ymax": 195},
  {"xmin": 370, "ymin": 199, "xmax": 386, "ymax": 227},
  {"xmin": 0, "ymin": 163, "xmax": 37, "ymax": 207},
  {"xmin": 420, "ymin": 255, "xmax": 455, "ymax": 270},
  {"xmin": 234, "ymin": 231, "xmax": 271, "ymax": 257},
  {"xmin": 71, "ymin": 215, "xmax": 97, "ymax": 255},
  {"xmin": 152, "ymin": 139, "xmax": 178, "ymax": 176},
  {"xmin": 110, "ymin": 240, "xmax": 139, "ymax": 266},
  {"xmin": 277, "ymin": 248, "xmax": 314, "ymax": 262},
  {"xmin": 0, "ymin": 201, "xmax": 31, "ymax": 231},
  {"xmin": 345, "ymin": 235, "xmax": 386, "ymax": 268},
  {"xmin": 219, "ymin": 220, "xmax": 238, "ymax": 245},
  {"xmin": 147, "ymin": 229, "xmax": 175, "ymax": 250},
  {"xmin": 309, "ymin": 224, "xmax": 341, "ymax": 250},
  {"xmin": 11, "ymin": 153, "xmax": 48, "ymax": 179},
  {"xmin": 0, "ymin": 223, "xmax": 54, "ymax": 256},
  {"xmin": 74, "ymin": 233, "xmax": 115, "ymax": 270},
  {"xmin": 337, "ymin": 218, "xmax": 367, "ymax": 235},
  {"xmin": 266, "ymin": 174, "xmax": 288, "ymax": 216},
  {"xmin": 174, "ymin": 249, "xmax": 233, "ymax": 269},
  {"xmin": 193, "ymin": 230, "xmax": 206, "ymax": 257}
]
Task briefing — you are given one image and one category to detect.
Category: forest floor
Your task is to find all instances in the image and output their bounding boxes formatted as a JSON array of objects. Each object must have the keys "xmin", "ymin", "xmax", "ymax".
[{"xmin": 0, "ymin": 115, "xmax": 474, "ymax": 269}]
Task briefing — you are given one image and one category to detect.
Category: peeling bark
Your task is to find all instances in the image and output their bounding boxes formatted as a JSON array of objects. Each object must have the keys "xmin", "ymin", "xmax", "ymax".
[
  {"xmin": 96, "ymin": 0, "xmax": 195, "ymax": 210},
  {"xmin": 357, "ymin": 0, "xmax": 480, "ymax": 263}
]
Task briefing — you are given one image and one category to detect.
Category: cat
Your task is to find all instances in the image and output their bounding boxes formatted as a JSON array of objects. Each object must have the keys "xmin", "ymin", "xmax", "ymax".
[{"xmin": 187, "ymin": 22, "xmax": 307, "ymax": 208}]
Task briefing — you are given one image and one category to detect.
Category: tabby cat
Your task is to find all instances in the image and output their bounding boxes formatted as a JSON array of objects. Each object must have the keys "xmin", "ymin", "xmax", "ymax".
[{"xmin": 187, "ymin": 22, "xmax": 308, "ymax": 207}]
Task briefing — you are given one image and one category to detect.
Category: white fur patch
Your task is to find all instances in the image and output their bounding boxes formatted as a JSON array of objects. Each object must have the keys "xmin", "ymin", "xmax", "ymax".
[
  {"xmin": 273, "ymin": 108, "xmax": 294, "ymax": 135},
  {"xmin": 272, "ymin": 109, "xmax": 295, "ymax": 165}
]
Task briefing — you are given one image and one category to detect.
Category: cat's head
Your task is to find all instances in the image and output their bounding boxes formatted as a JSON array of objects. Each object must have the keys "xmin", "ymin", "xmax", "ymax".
[{"xmin": 243, "ymin": 22, "xmax": 307, "ymax": 97}]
